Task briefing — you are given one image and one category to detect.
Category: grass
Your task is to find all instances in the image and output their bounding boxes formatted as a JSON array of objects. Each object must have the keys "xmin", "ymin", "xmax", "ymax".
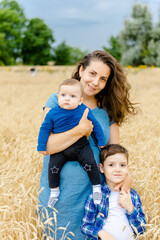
[{"xmin": 0, "ymin": 66, "xmax": 160, "ymax": 239}]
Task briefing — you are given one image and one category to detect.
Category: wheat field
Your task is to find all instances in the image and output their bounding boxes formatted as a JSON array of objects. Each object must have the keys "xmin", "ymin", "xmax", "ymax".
[{"xmin": 0, "ymin": 66, "xmax": 160, "ymax": 239}]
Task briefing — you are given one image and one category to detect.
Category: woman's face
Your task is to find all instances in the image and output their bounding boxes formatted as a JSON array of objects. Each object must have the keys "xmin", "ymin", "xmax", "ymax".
[{"xmin": 79, "ymin": 60, "xmax": 111, "ymax": 97}]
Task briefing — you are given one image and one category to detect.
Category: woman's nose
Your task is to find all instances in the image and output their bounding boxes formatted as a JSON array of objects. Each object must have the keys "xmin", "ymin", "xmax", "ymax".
[{"xmin": 92, "ymin": 76, "xmax": 99, "ymax": 86}]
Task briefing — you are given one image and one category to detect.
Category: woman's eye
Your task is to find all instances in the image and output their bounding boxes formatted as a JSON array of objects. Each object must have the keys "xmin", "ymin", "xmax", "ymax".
[
  {"xmin": 90, "ymin": 72, "xmax": 95, "ymax": 76},
  {"xmin": 109, "ymin": 164, "xmax": 113, "ymax": 167},
  {"xmin": 101, "ymin": 77, "xmax": 107, "ymax": 82}
]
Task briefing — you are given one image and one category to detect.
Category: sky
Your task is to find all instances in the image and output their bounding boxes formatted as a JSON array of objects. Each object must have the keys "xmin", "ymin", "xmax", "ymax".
[{"xmin": 16, "ymin": 0, "xmax": 160, "ymax": 51}]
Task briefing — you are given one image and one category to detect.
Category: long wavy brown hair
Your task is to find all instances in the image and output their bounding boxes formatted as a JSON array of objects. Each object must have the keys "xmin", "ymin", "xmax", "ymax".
[{"xmin": 72, "ymin": 50, "xmax": 137, "ymax": 125}]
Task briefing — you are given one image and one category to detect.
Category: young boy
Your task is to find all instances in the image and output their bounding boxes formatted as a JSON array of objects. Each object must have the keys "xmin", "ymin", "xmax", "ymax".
[
  {"xmin": 37, "ymin": 79, "xmax": 106, "ymax": 208},
  {"xmin": 81, "ymin": 144, "xmax": 146, "ymax": 240}
]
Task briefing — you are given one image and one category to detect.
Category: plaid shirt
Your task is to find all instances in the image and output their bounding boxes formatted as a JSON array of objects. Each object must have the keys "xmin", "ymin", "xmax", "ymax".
[{"xmin": 81, "ymin": 183, "xmax": 146, "ymax": 240}]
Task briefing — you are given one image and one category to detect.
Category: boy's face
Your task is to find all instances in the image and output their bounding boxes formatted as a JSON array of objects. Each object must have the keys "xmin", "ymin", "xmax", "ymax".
[
  {"xmin": 58, "ymin": 85, "xmax": 83, "ymax": 110},
  {"xmin": 99, "ymin": 153, "xmax": 129, "ymax": 190}
]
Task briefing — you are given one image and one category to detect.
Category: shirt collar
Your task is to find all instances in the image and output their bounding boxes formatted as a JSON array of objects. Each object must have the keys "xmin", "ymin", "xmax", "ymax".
[{"xmin": 102, "ymin": 182, "xmax": 111, "ymax": 194}]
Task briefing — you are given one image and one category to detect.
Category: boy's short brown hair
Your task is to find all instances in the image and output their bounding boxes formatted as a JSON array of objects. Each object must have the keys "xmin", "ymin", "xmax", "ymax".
[
  {"xmin": 100, "ymin": 144, "xmax": 129, "ymax": 165},
  {"xmin": 59, "ymin": 78, "xmax": 83, "ymax": 96}
]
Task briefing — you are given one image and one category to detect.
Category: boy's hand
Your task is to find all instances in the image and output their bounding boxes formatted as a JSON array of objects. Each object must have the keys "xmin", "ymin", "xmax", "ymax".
[
  {"xmin": 118, "ymin": 190, "xmax": 134, "ymax": 213},
  {"xmin": 38, "ymin": 151, "xmax": 47, "ymax": 155},
  {"xmin": 98, "ymin": 230, "xmax": 115, "ymax": 240}
]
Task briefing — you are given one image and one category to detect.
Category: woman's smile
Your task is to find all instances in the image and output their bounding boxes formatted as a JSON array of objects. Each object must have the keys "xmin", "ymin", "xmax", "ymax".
[{"xmin": 87, "ymin": 84, "xmax": 97, "ymax": 91}]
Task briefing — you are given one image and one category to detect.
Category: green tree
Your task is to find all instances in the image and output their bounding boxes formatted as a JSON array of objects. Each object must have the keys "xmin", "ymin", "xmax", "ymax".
[
  {"xmin": 53, "ymin": 41, "xmax": 70, "ymax": 65},
  {"xmin": 104, "ymin": 3, "xmax": 160, "ymax": 66},
  {"xmin": 53, "ymin": 41, "xmax": 87, "ymax": 65},
  {"xmin": 22, "ymin": 18, "xmax": 54, "ymax": 65},
  {"xmin": 69, "ymin": 46, "xmax": 88, "ymax": 65},
  {"xmin": 103, "ymin": 36, "xmax": 121, "ymax": 61},
  {"xmin": 118, "ymin": 3, "xmax": 153, "ymax": 66},
  {"xmin": 143, "ymin": 17, "xmax": 160, "ymax": 66},
  {"xmin": 0, "ymin": 0, "xmax": 26, "ymax": 64},
  {"xmin": 0, "ymin": 33, "xmax": 14, "ymax": 65}
]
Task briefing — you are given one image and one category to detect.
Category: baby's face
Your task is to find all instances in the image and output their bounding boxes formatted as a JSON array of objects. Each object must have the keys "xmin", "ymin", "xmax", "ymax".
[{"xmin": 58, "ymin": 85, "xmax": 83, "ymax": 110}]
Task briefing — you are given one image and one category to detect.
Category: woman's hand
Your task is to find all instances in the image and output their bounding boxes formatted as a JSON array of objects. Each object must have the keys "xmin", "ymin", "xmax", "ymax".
[
  {"xmin": 114, "ymin": 172, "xmax": 132, "ymax": 192},
  {"xmin": 98, "ymin": 230, "xmax": 115, "ymax": 240},
  {"xmin": 45, "ymin": 108, "xmax": 93, "ymax": 155},
  {"xmin": 78, "ymin": 108, "xmax": 93, "ymax": 138}
]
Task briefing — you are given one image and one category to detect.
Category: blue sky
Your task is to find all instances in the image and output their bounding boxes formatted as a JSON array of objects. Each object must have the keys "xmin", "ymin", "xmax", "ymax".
[{"xmin": 17, "ymin": 0, "xmax": 159, "ymax": 51}]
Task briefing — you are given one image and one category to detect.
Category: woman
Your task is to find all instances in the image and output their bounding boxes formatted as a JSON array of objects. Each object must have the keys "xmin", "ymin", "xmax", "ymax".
[{"xmin": 38, "ymin": 50, "xmax": 137, "ymax": 239}]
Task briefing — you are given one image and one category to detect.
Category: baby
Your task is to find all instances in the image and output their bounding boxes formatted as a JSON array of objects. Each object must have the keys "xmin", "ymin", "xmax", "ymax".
[{"xmin": 37, "ymin": 78, "xmax": 106, "ymax": 207}]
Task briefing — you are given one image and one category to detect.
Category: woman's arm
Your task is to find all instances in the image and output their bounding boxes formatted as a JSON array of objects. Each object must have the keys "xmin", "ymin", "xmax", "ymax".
[
  {"xmin": 108, "ymin": 123, "xmax": 119, "ymax": 144},
  {"xmin": 44, "ymin": 108, "xmax": 93, "ymax": 155},
  {"xmin": 108, "ymin": 123, "xmax": 132, "ymax": 191},
  {"xmin": 42, "ymin": 107, "xmax": 51, "ymax": 123}
]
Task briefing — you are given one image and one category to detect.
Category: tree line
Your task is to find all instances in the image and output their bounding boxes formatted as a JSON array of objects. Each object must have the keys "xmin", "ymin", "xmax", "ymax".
[
  {"xmin": 0, "ymin": 0, "xmax": 87, "ymax": 65},
  {"xmin": 0, "ymin": 0, "xmax": 160, "ymax": 66},
  {"xmin": 105, "ymin": 3, "xmax": 160, "ymax": 67}
]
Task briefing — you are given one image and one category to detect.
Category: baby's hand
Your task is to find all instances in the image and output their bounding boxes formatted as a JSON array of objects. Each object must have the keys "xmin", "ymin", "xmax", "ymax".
[
  {"xmin": 118, "ymin": 190, "xmax": 134, "ymax": 213},
  {"xmin": 38, "ymin": 151, "xmax": 47, "ymax": 155}
]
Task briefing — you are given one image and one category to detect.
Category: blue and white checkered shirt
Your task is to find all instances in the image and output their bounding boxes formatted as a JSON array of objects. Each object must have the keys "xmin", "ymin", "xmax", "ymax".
[{"xmin": 81, "ymin": 183, "xmax": 146, "ymax": 240}]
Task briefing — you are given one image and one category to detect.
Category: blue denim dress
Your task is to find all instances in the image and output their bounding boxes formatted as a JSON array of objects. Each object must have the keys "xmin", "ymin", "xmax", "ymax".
[{"xmin": 38, "ymin": 93, "xmax": 112, "ymax": 239}]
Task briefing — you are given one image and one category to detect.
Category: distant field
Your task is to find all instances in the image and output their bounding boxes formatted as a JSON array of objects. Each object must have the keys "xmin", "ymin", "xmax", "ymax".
[{"xmin": 0, "ymin": 66, "xmax": 160, "ymax": 239}]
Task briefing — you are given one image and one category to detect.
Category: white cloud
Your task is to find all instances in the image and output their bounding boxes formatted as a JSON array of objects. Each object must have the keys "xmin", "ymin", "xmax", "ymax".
[
  {"xmin": 63, "ymin": 7, "xmax": 80, "ymax": 18},
  {"xmin": 16, "ymin": 0, "xmax": 159, "ymax": 51},
  {"xmin": 95, "ymin": 0, "xmax": 116, "ymax": 10}
]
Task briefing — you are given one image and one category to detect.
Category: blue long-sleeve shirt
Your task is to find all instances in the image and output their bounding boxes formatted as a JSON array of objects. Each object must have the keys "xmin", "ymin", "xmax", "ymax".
[
  {"xmin": 81, "ymin": 183, "xmax": 146, "ymax": 240},
  {"xmin": 37, "ymin": 103, "xmax": 106, "ymax": 151}
]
